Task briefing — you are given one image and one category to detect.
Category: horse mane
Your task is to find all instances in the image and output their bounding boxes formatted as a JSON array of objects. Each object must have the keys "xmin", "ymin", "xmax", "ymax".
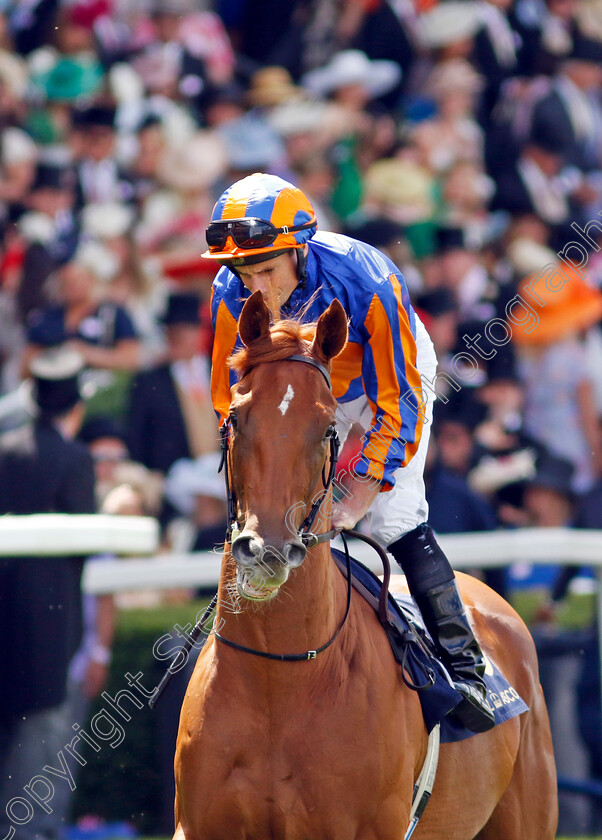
[{"xmin": 229, "ymin": 318, "xmax": 318, "ymax": 378}]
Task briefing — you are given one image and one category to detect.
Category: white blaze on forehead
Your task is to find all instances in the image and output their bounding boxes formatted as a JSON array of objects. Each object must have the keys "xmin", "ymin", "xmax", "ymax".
[{"xmin": 278, "ymin": 384, "xmax": 295, "ymax": 416}]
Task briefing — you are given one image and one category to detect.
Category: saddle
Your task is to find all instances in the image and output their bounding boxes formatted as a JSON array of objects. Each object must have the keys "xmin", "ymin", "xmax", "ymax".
[{"xmin": 331, "ymin": 547, "xmax": 528, "ymax": 743}]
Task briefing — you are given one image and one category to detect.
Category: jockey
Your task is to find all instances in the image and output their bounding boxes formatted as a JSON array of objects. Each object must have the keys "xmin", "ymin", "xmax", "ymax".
[{"xmin": 202, "ymin": 172, "xmax": 495, "ymax": 733}]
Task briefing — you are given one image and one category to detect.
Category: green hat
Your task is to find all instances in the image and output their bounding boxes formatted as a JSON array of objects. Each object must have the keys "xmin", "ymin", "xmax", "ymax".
[{"xmin": 33, "ymin": 57, "xmax": 104, "ymax": 103}]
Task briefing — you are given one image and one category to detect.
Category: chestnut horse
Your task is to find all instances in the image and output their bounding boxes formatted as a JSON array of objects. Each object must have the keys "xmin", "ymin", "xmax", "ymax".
[{"xmin": 174, "ymin": 291, "xmax": 557, "ymax": 840}]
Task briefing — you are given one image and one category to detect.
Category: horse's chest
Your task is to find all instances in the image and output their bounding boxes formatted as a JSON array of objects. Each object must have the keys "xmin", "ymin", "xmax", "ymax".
[{"xmin": 177, "ymin": 684, "xmax": 414, "ymax": 840}]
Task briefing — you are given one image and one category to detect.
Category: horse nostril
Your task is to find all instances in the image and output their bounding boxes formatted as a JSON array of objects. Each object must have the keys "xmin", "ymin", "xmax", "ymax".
[
  {"xmin": 231, "ymin": 535, "xmax": 263, "ymax": 565},
  {"xmin": 283, "ymin": 541, "xmax": 306, "ymax": 568}
]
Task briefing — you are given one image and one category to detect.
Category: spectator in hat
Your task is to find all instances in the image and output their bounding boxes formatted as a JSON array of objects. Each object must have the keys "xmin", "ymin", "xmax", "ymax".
[
  {"xmin": 70, "ymin": 103, "xmax": 135, "ymax": 206},
  {"xmin": 413, "ymin": 287, "xmax": 459, "ymax": 385},
  {"xmin": 419, "ymin": 2, "xmax": 482, "ymax": 61},
  {"xmin": 510, "ymin": 261, "xmax": 602, "ymax": 493},
  {"xmin": 432, "ymin": 392, "xmax": 488, "ymax": 480},
  {"xmin": 529, "ymin": 34, "xmax": 602, "ymax": 177},
  {"xmin": 360, "ymin": 157, "xmax": 437, "ymax": 259},
  {"xmin": 78, "ymin": 415, "xmax": 130, "ymax": 504},
  {"xmin": 16, "ymin": 160, "xmax": 80, "ymax": 324},
  {"xmin": 121, "ymin": 115, "xmax": 166, "ymax": 207},
  {"xmin": 469, "ymin": 0, "xmax": 521, "ymax": 125},
  {"xmin": 431, "ymin": 391, "xmax": 510, "ymax": 596},
  {"xmin": 523, "ymin": 450, "xmax": 576, "ymax": 527},
  {"xmin": 0, "ymin": 126, "xmax": 38, "ymax": 214},
  {"xmin": 488, "ymin": 135, "xmax": 574, "ymax": 243},
  {"xmin": 23, "ymin": 239, "xmax": 140, "ymax": 378},
  {"xmin": 201, "ymin": 79, "xmax": 247, "ymax": 128},
  {"xmin": 126, "ymin": 292, "xmax": 218, "ymax": 476},
  {"xmin": 0, "ymin": 346, "xmax": 96, "ymax": 840},
  {"xmin": 163, "ymin": 451, "xmax": 228, "ymax": 553},
  {"xmin": 415, "ymin": 58, "xmax": 485, "ymax": 175},
  {"xmin": 425, "ymin": 403, "xmax": 500, "ymax": 579},
  {"xmin": 344, "ymin": 215, "xmax": 418, "ymax": 287},
  {"xmin": 441, "ymin": 161, "xmax": 495, "ymax": 241},
  {"xmin": 467, "ymin": 351, "xmax": 542, "ymax": 527},
  {"xmin": 434, "ymin": 225, "xmax": 498, "ymax": 325},
  {"xmin": 28, "ymin": 39, "xmax": 105, "ymax": 144}
]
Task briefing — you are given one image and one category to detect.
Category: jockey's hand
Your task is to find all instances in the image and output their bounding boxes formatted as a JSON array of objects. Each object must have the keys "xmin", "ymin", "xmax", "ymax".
[{"xmin": 331, "ymin": 472, "xmax": 381, "ymax": 534}]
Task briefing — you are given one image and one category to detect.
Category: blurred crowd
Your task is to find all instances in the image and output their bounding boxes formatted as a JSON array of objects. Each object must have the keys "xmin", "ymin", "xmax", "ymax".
[
  {"xmin": 0, "ymin": 0, "xmax": 601, "ymax": 552},
  {"xmin": 0, "ymin": 0, "xmax": 602, "ymax": 832}
]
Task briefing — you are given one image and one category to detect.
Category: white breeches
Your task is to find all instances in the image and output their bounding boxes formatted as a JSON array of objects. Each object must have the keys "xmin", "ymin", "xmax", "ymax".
[{"xmin": 335, "ymin": 316, "xmax": 437, "ymax": 546}]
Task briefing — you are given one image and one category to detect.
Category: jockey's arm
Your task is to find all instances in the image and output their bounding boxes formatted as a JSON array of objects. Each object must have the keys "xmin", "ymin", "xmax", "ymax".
[
  {"xmin": 352, "ymin": 279, "xmax": 423, "ymax": 490},
  {"xmin": 210, "ymin": 294, "xmax": 240, "ymax": 424}
]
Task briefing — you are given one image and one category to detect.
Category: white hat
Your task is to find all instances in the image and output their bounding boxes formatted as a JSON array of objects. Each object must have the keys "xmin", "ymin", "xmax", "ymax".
[
  {"xmin": 165, "ymin": 453, "xmax": 225, "ymax": 516},
  {"xmin": 301, "ymin": 50, "xmax": 401, "ymax": 99},
  {"xmin": 82, "ymin": 202, "xmax": 135, "ymax": 239},
  {"xmin": 506, "ymin": 238, "xmax": 558, "ymax": 276},
  {"xmin": 420, "ymin": 3, "xmax": 482, "ymax": 48},
  {"xmin": 268, "ymin": 100, "xmax": 329, "ymax": 137},
  {"xmin": 158, "ymin": 130, "xmax": 227, "ymax": 191},
  {"xmin": 72, "ymin": 239, "xmax": 120, "ymax": 282},
  {"xmin": 2, "ymin": 127, "xmax": 38, "ymax": 166}
]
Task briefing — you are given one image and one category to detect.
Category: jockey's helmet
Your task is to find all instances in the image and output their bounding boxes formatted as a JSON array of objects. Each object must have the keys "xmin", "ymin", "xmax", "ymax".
[{"xmin": 202, "ymin": 173, "xmax": 317, "ymax": 265}]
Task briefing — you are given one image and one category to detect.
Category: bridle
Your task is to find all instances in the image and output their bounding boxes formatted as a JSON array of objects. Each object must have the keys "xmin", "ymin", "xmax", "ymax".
[
  {"xmin": 218, "ymin": 353, "xmax": 341, "ymax": 547},
  {"xmin": 150, "ymin": 352, "xmax": 426, "ymax": 692},
  {"xmin": 215, "ymin": 351, "xmax": 352, "ymax": 663}
]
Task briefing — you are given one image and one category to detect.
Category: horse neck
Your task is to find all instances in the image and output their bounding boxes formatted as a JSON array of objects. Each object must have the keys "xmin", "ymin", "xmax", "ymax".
[{"xmin": 215, "ymin": 540, "xmax": 346, "ymax": 664}]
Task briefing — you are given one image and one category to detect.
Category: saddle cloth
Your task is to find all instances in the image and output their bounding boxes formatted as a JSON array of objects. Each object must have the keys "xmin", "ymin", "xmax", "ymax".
[{"xmin": 331, "ymin": 548, "xmax": 529, "ymax": 743}]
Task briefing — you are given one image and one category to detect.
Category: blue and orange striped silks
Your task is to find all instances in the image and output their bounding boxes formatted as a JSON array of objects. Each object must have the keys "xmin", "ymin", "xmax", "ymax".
[{"xmin": 210, "ymin": 230, "xmax": 425, "ymax": 490}]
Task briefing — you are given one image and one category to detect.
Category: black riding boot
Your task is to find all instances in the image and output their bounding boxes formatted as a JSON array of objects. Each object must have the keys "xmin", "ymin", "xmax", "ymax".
[{"xmin": 389, "ymin": 523, "xmax": 495, "ymax": 733}]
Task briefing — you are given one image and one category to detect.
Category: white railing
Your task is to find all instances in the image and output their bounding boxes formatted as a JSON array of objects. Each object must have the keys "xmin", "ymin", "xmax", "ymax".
[{"xmin": 1, "ymin": 516, "xmax": 600, "ymax": 724}]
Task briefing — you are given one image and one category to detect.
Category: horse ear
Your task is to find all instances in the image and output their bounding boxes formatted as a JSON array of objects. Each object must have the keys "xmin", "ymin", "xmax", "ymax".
[
  {"xmin": 312, "ymin": 299, "xmax": 348, "ymax": 362},
  {"xmin": 239, "ymin": 290, "xmax": 271, "ymax": 346}
]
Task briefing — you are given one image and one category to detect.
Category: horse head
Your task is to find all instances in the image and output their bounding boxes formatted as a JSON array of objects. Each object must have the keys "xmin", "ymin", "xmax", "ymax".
[{"xmin": 227, "ymin": 290, "xmax": 347, "ymax": 601}]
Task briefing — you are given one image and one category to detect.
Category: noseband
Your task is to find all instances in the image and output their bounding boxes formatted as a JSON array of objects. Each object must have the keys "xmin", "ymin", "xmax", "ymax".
[{"xmin": 219, "ymin": 353, "xmax": 341, "ymax": 547}]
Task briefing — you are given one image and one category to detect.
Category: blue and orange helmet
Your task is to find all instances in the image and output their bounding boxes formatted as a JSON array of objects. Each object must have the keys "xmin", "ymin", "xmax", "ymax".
[{"xmin": 202, "ymin": 173, "xmax": 317, "ymax": 263}]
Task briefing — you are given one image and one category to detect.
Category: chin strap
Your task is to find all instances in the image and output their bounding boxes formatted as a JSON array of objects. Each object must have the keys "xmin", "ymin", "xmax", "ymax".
[{"xmin": 296, "ymin": 247, "xmax": 308, "ymax": 289}]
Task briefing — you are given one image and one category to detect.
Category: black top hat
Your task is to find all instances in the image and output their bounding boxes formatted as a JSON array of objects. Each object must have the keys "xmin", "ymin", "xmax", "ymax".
[
  {"xmin": 345, "ymin": 217, "xmax": 406, "ymax": 249},
  {"xmin": 161, "ymin": 293, "xmax": 201, "ymax": 326},
  {"xmin": 435, "ymin": 226, "xmax": 470, "ymax": 254},
  {"xmin": 528, "ymin": 450, "xmax": 574, "ymax": 496},
  {"xmin": 415, "ymin": 287, "xmax": 456, "ymax": 317},
  {"xmin": 202, "ymin": 81, "xmax": 246, "ymax": 110},
  {"xmin": 29, "ymin": 347, "xmax": 84, "ymax": 415},
  {"xmin": 31, "ymin": 162, "xmax": 77, "ymax": 192},
  {"xmin": 72, "ymin": 104, "xmax": 117, "ymax": 130},
  {"xmin": 482, "ymin": 345, "xmax": 519, "ymax": 384},
  {"xmin": 78, "ymin": 416, "xmax": 128, "ymax": 445},
  {"xmin": 434, "ymin": 391, "xmax": 487, "ymax": 432}
]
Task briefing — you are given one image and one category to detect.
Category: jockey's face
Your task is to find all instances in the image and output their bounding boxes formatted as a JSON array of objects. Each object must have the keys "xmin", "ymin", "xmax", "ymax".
[{"xmin": 236, "ymin": 251, "xmax": 299, "ymax": 317}]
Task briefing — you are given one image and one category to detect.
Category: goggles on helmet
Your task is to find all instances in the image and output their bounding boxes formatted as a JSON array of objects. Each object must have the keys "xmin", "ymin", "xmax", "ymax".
[{"xmin": 206, "ymin": 217, "xmax": 316, "ymax": 253}]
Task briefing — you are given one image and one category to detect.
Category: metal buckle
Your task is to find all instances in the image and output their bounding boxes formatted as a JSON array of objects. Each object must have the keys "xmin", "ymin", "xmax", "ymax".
[{"xmin": 307, "ymin": 650, "xmax": 317, "ymax": 660}]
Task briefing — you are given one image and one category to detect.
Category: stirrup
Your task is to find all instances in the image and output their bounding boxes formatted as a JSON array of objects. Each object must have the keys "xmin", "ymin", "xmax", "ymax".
[{"xmin": 452, "ymin": 681, "xmax": 496, "ymax": 733}]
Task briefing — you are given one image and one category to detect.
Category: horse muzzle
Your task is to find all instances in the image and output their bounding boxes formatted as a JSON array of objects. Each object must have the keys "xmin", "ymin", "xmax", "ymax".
[{"xmin": 231, "ymin": 532, "xmax": 307, "ymax": 601}]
